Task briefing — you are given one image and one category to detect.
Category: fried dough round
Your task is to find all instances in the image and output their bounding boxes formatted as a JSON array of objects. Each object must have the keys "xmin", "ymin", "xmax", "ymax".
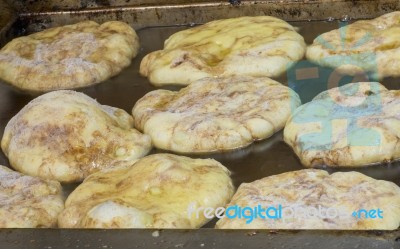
[
  {"xmin": 216, "ymin": 169, "xmax": 400, "ymax": 229},
  {"xmin": 307, "ymin": 11, "xmax": 400, "ymax": 79},
  {"xmin": 284, "ymin": 82, "xmax": 400, "ymax": 167},
  {"xmin": 140, "ymin": 16, "xmax": 306, "ymax": 86},
  {"xmin": 1, "ymin": 90, "xmax": 152, "ymax": 183},
  {"xmin": 0, "ymin": 165, "xmax": 64, "ymax": 228},
  {"xmin": 132, "ymin": 76, "xmax": 300, "ymax": 153},
  {"xmin": 58, "ymin": 153, "xmax": 234, "ymax": 228},
  {"xmin": 0, "ymin": 21, "xmax": 139, "ymax": 92}
]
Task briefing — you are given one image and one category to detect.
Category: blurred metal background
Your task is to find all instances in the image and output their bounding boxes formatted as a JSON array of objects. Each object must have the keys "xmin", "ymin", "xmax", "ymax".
[{"xmin": 1, "ymin": 0, "xmax": 400, "ymax": 30}]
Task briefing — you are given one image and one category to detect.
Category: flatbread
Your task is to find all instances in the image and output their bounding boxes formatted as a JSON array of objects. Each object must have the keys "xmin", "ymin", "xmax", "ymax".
[
  {"xmin": 306, "ymin": 11, "xmax": 400, "ymax": 79},
  {"xmin": 132, "ymin": 76, "xmax": 300, "ymax": 153},
  {"xmin": 284, "ymin": 82, "xmax": 400, "ymax": 167},
  {"xmin": 140, "ymin": 16, "xmax": 306, "ymax": 86},
  {"xmin": 58, "ymin": 153, "xmax": 234, "ymax": 228},
  {"xmin": 216, "ymin": 169, "xmax": 400, "ymax": 230},
  {"xmin": 1, "ymin": 90, "xmax": 152, "ymax": 183},
  {"xmin": 0, "ymin": 20, "xmax": 139, "ymax": 92},
  {"xmin": 0, "ymin": 165, "xmax": 64, "ymax": 228}
]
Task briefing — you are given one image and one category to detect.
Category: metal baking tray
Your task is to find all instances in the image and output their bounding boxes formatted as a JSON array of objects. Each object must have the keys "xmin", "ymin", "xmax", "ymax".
[{"xmin": 1, "ymin": 1, "xmax": 400, "ymax": 248}]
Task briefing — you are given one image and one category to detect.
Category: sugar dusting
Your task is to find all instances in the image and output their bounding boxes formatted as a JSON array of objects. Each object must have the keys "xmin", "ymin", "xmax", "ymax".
[
  {"xmin": 0, "ymin": 166, "xmax": 48, "ymax": 205},
  {"xmin": 0, "ymin": 165, "xmax": 64, "ymax": 227},
  {"xmin": 0, "ymin": 32, "xmax": 100, "ymax": 75},
  {"xmin": 0, "ymin": 166, "xmax": 40, "ymax": 187}
]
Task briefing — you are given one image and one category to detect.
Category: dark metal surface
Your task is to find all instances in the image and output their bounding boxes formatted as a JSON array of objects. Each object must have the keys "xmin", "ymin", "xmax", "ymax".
[
  {"xmin": 6, "ymin": 0, "xmax": 400, "ymax": 30},
  {"xmin": 0, "ymin": 0, "xmax": 16, "ymax": 42},
  {"xmin": 4, "ymin": 0, "xmax": 400, "ymax": 15},
  {"xmin": 1, "ymin": 2, "xmax": 400, "ymax": 248},
  {"xmin": 5, "ymin": 0, "xmax": 221, "ymax": 12},
  {"xmin": 1, "ymin": 229, "xmax": 400, "ymax": 249}
]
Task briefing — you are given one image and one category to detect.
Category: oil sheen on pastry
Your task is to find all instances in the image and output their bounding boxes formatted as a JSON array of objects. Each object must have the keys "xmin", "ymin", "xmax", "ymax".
[
  {"xmin": 140, "ymin": 16, "xmax": 306, "ymax": 86},
  {"xmin": 1, "ymin": 90, "xmax": 152, "ymax": 183},
  {"xmin": 58, "ymin": 153, "xmax": 234, "ymax": 228},
  {"xmin": 132, "ymin": 76, "xmax": 300, "ymax": 153}
]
